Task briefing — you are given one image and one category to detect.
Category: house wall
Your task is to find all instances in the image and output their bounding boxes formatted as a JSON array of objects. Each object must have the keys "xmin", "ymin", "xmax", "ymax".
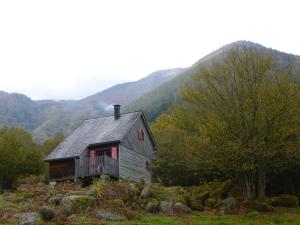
[
  {"xmin": 49, "ymin": 159, "xmax": 75, "ymax": 181},
  {"xmin": 119, "ymin": 145, "xmax": 151, "ymax": 183},
  {"xmin": 122, "ymin": 115, "xmax": 155, "ymax": 159},
  {"xmin": 119, "ymin": 115, "xmax": 155, "ymax": 183}
]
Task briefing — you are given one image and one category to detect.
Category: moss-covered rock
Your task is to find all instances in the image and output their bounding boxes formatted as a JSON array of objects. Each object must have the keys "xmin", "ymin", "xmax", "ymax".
[
  {"xmin": 270, "ymin": 194, "xmax": 299, "ymax": 207},
  {"xmin": 85, "ymin": 188, "xmax": 98, "ymax": 198},
  {"xmin": 173, "ymin": 202, "xmax": 191, "ymax": 214},
  {"xmin": 92, "ymin": 209, "xmax": 126, "ymax": 221},
  {"xmin": 148, "ymin": 184, "xmax": 185, "ymax": 203},
  {"xmin": 141, "ymin": 187, "xmax": 152, "ymax": 199},
  {"xmin": 39, "ymin": 206, "xmax": 55, "ymax": 221},
  {"xmin": 20, "ymin": 212, "xmax": 38, "ymax": 225},
  {"xmin": 117, "ymin": 208, "xmax": 143, "ymax": 220},
  {"xmin": 209, "ymin": 180, "xmax": 233, "ymax": 199},
  {"xmin": 145, "ymin": 199, "xmax": 159, "ymax": 213},
  {"xmin": 243, "ymin": 200, "xmax": 274, "ymax": 212},
  {"xmin": 48, "ymin": 194, "xmax": 64, "ymax": 205},
  {"xmin": 60, "ymin": 195, "xmax": 96, "ymax": 216},
  {"xmin": 190, "ymin": 199, "xmax": 204, "ymax": 211},
  {"xmin": 192, "ymin": 190, "xmax": 209, "ymax": 201},
  {"xmin": 216, "ymin": 197, "xmax": 238, "ymax": 214},
  {"xmin": 159, "ymin": 201, "xmax": 173, "ymax": 214},
  {"xmin": 182, "ymin": 194, "xmax": 192, "ymax": 207},
  {"xmin": 206, "ymin": 198, "xmax": 218, "ymax": 208}
]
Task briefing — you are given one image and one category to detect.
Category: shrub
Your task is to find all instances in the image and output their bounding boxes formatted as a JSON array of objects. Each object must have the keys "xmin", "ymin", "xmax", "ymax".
[
  {"xmin": 270, "ymin": 194, "xmax": 299, "ymax": 207},
  {"xmin": 243, "ymin": 200, "xmax": 274, "ymax": 212},
  {"xmin": 0, "ymin": 128, "xmax": 45, "ymax": 192},
  {"xmin": 206, "ymin": 198, "xmax": 217, "ymax": 208}
]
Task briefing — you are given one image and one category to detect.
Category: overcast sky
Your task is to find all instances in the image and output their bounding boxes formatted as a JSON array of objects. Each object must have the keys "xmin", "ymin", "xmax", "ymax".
[{"xmin": 0, "ymin": 0, "xmax": 299, "ymax": 100}]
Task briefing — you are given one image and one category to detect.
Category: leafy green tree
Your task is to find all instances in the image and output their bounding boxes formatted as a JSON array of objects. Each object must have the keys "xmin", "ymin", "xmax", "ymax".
[
  {"xmin": 182, "ymin": 47, "xmax": 300, "ymax": 199},
  {"xmin": 152, "ymin": 106, "xmax": 215, "ymax": 186},
  {"xmin": 153, "ymin": 46, "xmax": 300, "ymax": 199},
  {"xmin": 0, "ymin": 128, "xmax": 44, "ymax": 191}
]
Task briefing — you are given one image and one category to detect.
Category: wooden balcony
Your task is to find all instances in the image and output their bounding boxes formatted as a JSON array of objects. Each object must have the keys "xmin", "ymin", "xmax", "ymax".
[{"xmin": 75, "ymin": 155, "xmax": 119, "ymax": 178}]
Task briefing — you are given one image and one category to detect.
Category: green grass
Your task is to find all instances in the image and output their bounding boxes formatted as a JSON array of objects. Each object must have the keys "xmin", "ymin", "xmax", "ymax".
[
  {"xmin": 0, "ymin": 194, "xmax": 20, "ymax": 211},
  {"xmin": 104, "ymin": 209, "xmax": 300, "ymax": 225}
]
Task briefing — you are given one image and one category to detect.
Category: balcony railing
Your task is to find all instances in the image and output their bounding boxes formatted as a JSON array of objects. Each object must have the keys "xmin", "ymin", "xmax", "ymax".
[{"xmin": 75, "ymin": 155, "xmax": 119, "ymax": 178}]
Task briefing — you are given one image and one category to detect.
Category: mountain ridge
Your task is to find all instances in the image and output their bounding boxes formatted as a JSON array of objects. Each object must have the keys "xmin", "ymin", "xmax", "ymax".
[
  {"xmin": 1, "ymin": 41, "xmax": 299, "ymax": 141},
  {"xmin": 124, "ymin": 41, "xmax": 300, "ymax": 121},
  {"xmin": 0, "ymin": 68, "xmax": 185, "ymax": 142}
]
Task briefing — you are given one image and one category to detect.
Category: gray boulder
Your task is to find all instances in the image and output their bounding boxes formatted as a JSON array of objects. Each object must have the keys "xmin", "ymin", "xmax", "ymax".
[
  {"xmin": 20, "ymin": 212, "xmax": 38, "ymax": 225},
  {"xmin": 217, "ymin": 197, "xmax": 238, "ymax": 214},
  {"xmin": 159, "ymin": 201, "xmax": 173, "ymax": 214},
  {"xmin": 141, "ymin": 187, "xmax": 152, "ymax": 199},
  {"xmin": 93, "ymin": 209, "xmax": 126, "ymax": 221},
  {"xmin": 48, "ymin": 194, "xmax": 64, "ymax": 205},
  {"xmin": 86, "ymin": 188, "xmax": 98, "ymax": 198},
  {"xmin": 60, "ymin": 195, "xmax": 96, "ymax": 216},
  {"xmin": 173, "ymin": 202, "xmax": 191, "ymax": 214},
  {"xmin": 145, "ymin": 201, "xmax": 159, "ymax": 213},
  {"xmin": 39, "ymin": 207, "xmax": 55, "ymax": 221}
]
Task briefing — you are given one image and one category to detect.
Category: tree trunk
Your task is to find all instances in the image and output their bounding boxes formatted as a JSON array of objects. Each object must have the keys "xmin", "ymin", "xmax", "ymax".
[
  {"xmin": 0, "ymin": 178, "xmax": 3, "ymax": 194},
  {"xmin": 240, "ymin": 174, "xmax": 255, "ymax": 200},
  {"xmin": 257, "ymin": 167, "xmax": 266, "ymax": 198}
]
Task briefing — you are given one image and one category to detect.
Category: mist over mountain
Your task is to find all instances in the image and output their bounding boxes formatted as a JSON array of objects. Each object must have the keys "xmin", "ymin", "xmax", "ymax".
[
  {"xmin": 78, "ymin": 68, "xmax": 185, "ymax": 107},
  {"xmin": 0, "ymin": 68, "xmax": 184, "ymax": 142},
  {"xmin": 1, "ymin": 41, "xmax": 299, "ymax": 142}
]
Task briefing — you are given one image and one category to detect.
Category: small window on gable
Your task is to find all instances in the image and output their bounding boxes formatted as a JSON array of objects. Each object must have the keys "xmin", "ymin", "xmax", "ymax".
[
  {"xmin": 138, "ymin": 128, "xmax": 144, "ymax": 141},
  {"xmin": 145, "ymin": 161, "xmax": 151, "ymax": 171}
]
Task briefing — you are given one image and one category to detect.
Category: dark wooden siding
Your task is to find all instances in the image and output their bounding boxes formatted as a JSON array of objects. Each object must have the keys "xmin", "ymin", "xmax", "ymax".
[
  {"xmin": 119, "ymin": 145, "xmax": 151, "ymax": 183},
  {"xmin": 49, "ymin": 159, "xmax": 75, "ymax": 180},
  {"xmin": 122, "ymin": 116, "xmax": 154, "ymax": 159}
]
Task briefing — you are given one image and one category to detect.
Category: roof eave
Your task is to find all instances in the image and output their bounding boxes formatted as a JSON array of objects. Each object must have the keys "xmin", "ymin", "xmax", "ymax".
[
  {"xmin": 87, "ymin": 140, "xmax": 121, "ymax": 148},
  {"xmin": 44, "ymin": 156, "xmax": 79, "ymax": 162}
]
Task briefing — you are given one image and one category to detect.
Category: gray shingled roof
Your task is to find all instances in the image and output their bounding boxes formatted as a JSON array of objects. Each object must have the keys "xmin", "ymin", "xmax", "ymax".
[{"xmin": 45, "ymin": 112, "xmax": 141, "ymax": 161}]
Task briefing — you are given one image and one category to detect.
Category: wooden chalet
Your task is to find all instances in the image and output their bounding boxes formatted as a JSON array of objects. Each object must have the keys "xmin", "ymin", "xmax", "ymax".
[{"xmin": 45, "ymin": 105, "xmax": 156, "ymax": 183}]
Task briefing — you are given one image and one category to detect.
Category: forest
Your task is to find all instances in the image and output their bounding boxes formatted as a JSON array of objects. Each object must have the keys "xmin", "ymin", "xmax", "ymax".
[{"xmin": 151, "ymin": 46, "xmax": 300, "ymax": 200}]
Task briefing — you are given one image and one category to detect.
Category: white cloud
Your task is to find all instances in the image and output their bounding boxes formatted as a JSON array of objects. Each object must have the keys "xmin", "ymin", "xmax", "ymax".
[{"xmin": 0, "ymin": 0, "xmax": 299, "ymax": 99}]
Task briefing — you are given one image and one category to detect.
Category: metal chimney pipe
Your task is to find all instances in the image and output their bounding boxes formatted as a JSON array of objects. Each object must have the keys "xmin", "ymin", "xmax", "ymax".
[{"xmin": 113, "ymin": 104, "xmax": 121, "ymax": 120}]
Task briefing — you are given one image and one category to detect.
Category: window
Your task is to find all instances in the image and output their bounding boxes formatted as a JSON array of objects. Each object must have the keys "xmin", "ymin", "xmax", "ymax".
[
  {"xmin": 90, "ymin": 150, "xmax": 96, "ymax": 157},
  {"xmin": 111, "ymin": 147, "xmax": 118, "ymax": 160},
  {"xmin": 145, "ymin": 161, "xmax": 151, "ymax": 171},
  {"xmin": 138, "ymin": 128, "xmax": 144, "ymax": 141}
]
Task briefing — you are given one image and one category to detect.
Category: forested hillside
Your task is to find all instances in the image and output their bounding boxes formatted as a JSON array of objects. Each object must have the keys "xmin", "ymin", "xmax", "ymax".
[
  {"xmin": 0, "ymin": 69, "xmax": 183, "ymax": 142},
  {"xmin": 125, "ymin": 41, "xmax": 300, "ymax": 122},
  {"xmin": 79, "ymin": 68, "xmax": 185, "ymax": 106}
]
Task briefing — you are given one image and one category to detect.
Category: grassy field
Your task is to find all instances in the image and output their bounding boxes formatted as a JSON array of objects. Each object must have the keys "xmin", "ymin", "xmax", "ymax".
[
  {"xmin": 2, "ymin": 207, "xmax": 300, "ymax": 225},
  {"xmin": 68, "ymin": 209, "xmax": 300, "ymax": 225},
  {"xmin": 107, "ymin": 211, "xmax": 300, "ymax": 225}
]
